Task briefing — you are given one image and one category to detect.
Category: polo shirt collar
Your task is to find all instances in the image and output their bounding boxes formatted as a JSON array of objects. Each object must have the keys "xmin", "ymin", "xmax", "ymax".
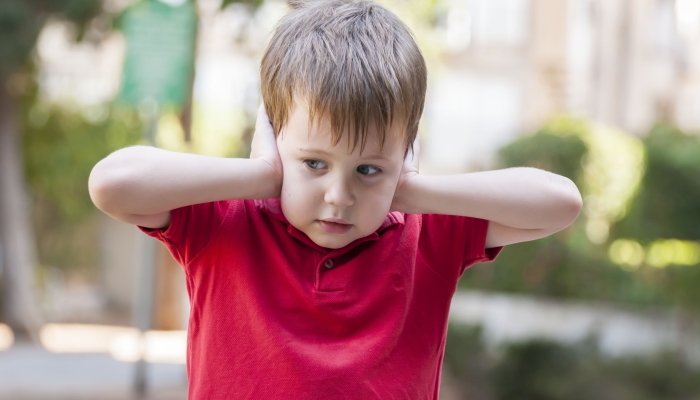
[{"xmin": 254, "ymin": 198, "xmax": 404, "ymax": 253}]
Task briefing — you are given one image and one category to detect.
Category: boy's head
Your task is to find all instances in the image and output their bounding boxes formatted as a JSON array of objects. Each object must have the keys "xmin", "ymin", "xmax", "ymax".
[{"xmin": 260, "ymin": 0, "xmax": 427, "ymax": 249}]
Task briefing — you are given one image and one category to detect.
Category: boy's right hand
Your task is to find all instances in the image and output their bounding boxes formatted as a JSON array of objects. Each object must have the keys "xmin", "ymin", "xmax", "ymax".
[{"xmin": 250, "ymin": 104, "xmax": 284, "ymax": 197}]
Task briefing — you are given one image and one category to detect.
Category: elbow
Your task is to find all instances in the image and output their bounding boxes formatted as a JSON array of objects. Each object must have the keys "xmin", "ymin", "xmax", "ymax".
[
  {"xmin": 88, "ymin": 167, "xmax": 108, "ymax": 213},
  {"xmin": 88, "ymin": 146, "xmax": 147, "ymax": 213},
  {"xmin": 525, "ymin": 168, "xmax": 583, "ymax": 232},
  {"xmin": 559, "ymin": 177, "xmax": 583, "ymax": 228},
  {"xmin": 88, "ymin": 159, "xmax": 123, "ymax": 214}
]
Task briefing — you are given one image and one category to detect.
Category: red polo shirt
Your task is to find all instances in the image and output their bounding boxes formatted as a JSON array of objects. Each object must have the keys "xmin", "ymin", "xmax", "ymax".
[{"xmin": 138, "ymin": 198, "xmax": 502, "ymax": 399}]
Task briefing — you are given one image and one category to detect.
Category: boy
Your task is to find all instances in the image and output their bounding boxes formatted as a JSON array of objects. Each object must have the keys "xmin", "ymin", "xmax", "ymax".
[{"xmin": 89, "ymin": 0, "xmax": 582, "ymax": 398}]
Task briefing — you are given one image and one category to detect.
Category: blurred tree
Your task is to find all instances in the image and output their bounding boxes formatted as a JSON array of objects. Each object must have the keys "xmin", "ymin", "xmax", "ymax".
[
  {"xmin": 459, "ymin": 121, "xmax": 597, "ymax": 299},
  {"xmin": 610, "ymin": 122, "xmax": 700, "ymax": 311},
  {"xmin": 489, "ymin": 338, "xmax": 700, "ymax": 400},
  {"xmin": 611, "ymin": 123, "xmax": 700, "ymax": 242},
  {"xmin": 1, "ymin": 0, "xmax": 268, "ymax": 340},
  {"xmin": 223, "ymin": 0, "xmax": 264, "ymax": 8},
  {"xmin": 460, "ymin": 116, "xmax": 700, "ymax": 317},
  {"xmin": 444, "ymin": 323, "xmax": 700, "ymax": 400},
  {"xmin": 491, "ymin": 340, "xmax": 585, "ymax": 400},
  {"xmin": 460, "ymin": 117, "xmax": 671, "ymax": 308},
  {"xmin": 0, "ymin": 0, "xmax": 102, "ymax": 340},
  {"xmin": 20, "ymin": 88, "xmax": 142, "ymax": 282}
]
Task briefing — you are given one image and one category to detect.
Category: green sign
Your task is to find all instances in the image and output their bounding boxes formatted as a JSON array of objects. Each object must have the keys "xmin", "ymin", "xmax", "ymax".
[{"xmin": 119, "ymin": 0, "xmax": 197, "ymax": 109}]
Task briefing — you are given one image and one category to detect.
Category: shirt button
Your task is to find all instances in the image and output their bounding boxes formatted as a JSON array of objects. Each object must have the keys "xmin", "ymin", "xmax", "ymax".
[{"xmin": 324, "ymin": 259, "xmax": 334, "ymax": 269}]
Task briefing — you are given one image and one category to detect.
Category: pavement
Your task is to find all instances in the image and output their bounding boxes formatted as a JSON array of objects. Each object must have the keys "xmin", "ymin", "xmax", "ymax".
[
  {"xmin": 0, "ymin": 343, "xmax": 463, "ymax": 400},
  {"xmin": 0, "ymin": 344, "xmax": 187, "ymax": 400}
]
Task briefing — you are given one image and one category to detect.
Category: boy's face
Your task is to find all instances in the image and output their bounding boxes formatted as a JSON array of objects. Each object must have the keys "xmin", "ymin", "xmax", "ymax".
[{"xmin": 276, "ymin": 100, "xmax": 405, "ymax": 249}]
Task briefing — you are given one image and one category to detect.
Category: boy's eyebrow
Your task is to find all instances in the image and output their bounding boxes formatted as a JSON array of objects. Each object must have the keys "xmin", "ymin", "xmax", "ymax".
[{"xmin": 297, "ymin": 147, "xmax": 390, "ymax": 161}]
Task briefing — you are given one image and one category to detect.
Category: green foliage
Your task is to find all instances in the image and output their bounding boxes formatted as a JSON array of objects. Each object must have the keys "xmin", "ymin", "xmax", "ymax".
[
  {"xmin": 444, "ymin": 324, "xmax": 487, "ymax": 378},
  {"xmin": 491, "ymin": 340, "xmax": 700, "ymax": 400},
  {"xmin": 460, "ymin": 117, "xmax": 700, "ymax": 311},
  {"xmin": 221, "ymin": 0, "xmax": 265, "ymax": 9},
  {"xmin": 20, "ymin": 81, "xmax": 143, "ymax": 272},
  {"xmin": 0, "ymin": 2, "xmax": 42, "ymax": 77},
  {"xmin": 23, "ymin": 103, "xmax": 142, "ymax": 220},
  {"xmin": 444, "ymin": 324, "xmax": 495, "ymax": 399},
  {"xmin": 0, "ymin": 0, "xmax": 102, "ymax": 77},
  {"xmin": 491, "ymin": 340, "xmax": 586, "ymax": 400},
  {"xmin": 611, "ymin": 122, "xmax": 700, "ymax": 243},
  {"xmin": 607, "ymin": 353, "xmax": 700, "ymax": 400},
  {"xmin": 607, "ymin": 123, "xmax": 700, "ymax": 310},
  {"xmin": 497, "ymin": 122, "xmax": 588, "ymax": 189},
  {"xmin": 444, "ymin": 323, "xmax": 700, "ymax": 400},
  {"xmin": 459, "ymin": 118, "xmax": 657, "ymax": 305}
]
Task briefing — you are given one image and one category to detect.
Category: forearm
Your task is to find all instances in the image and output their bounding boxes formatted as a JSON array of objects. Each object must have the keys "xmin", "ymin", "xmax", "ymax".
[
  {"xmin": 89, "ymin": 145, "xmax": 279, "ymax": 216},
  {"xmin": 398, "ymin": 167, "xmax": 582, "ymax": 230}
]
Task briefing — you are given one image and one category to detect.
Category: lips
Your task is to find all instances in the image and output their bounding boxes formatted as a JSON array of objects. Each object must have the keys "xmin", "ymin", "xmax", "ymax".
[{"xmin": 318, "ymin": 219, "xmax": 353, "ymax": 234}]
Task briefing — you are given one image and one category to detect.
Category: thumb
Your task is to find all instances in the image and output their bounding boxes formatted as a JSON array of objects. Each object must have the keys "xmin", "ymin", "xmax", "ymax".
[
  {"xmin": 250, "ymin": 104, "xmax": 278, "ymax": 160},
  {"xmin": 255, "ymin": 104, "xmax": 274, "ymax": 136}
]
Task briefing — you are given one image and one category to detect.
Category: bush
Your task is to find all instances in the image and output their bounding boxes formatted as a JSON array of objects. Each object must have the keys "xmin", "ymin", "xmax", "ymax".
[
  {"xmin": 444, "ymin": 323, "xmax": 700, "ymax": 400},
  {"xmin": 459, "ymin": 117, "xmax": 700, "ymax": 312},
  {"xmin": 20, "ymin": 81, "xmax": 143, "ymax": 276}
]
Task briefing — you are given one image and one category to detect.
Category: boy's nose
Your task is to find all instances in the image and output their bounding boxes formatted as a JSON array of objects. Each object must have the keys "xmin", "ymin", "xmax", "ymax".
[{"xmin": 324, "ymin": 178, "xmax": 354, "ymax": 207}]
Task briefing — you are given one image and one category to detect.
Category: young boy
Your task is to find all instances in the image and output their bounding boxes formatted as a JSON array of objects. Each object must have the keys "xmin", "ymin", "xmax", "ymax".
[{"xmin": 89, "ymin": 0, "xmax": 582, "ymax": 398}]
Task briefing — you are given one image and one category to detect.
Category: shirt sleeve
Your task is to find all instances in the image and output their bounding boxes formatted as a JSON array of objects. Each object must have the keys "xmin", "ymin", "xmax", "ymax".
[
  {"xmin": 137, "ymin": 200, "xmax": 231, "ymax": 270},
  {"xmin": 419, "ymin": 213, "xmax": 504, "ymax": 284}
]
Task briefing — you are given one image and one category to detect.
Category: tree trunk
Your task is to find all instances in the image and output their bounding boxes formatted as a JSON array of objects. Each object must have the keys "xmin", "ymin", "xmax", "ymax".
[{"xmin": 0, "ymin": 82, "xmax": 44, "ymax": 343}]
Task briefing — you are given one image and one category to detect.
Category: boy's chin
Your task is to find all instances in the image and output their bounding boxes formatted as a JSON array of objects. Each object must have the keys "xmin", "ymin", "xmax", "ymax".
[{"xmin": 308, "ymin": 232, "xmax": 356, "ymax": 249}]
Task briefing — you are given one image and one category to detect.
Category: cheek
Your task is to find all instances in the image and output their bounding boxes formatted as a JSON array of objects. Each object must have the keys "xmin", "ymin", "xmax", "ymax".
[
  {"xmin": 282, "ymin": 167, "xmax": 319, "ymax": 196},
  {"xmin": 368, "ymin": 172, "xmax": 400, "ymax": 203},
  {"xmin": 280, "ymin": 169, "xmax": 323, "ymax": 219},
  {"xmin": 354, "ymin": 183, "xmax": 396, "ymax": 230}
]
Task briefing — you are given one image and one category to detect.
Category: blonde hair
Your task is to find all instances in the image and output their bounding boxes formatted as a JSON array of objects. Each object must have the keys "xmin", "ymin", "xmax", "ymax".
[{"xmin": 260, "ymin": 0, "xmax": 427, "ymax": 156}]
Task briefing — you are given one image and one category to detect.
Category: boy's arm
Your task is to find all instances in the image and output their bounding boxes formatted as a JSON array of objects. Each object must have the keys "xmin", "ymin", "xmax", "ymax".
[
  {"xmin": 391, "ymin": 143, "xmax": 582, "ymax": 248},
  {"xmin": 88, "ymin": 106, "xmax": 282, "ymax": 229}
]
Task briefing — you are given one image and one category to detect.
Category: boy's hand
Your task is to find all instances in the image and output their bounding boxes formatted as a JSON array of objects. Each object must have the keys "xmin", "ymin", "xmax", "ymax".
[
  {"xmin": 250, "ymin": 104, "xmax": 283, "ymax": 197},
  {"xmin": 390, "ymin": 136, "xmax": 420, "ymax": 212}
]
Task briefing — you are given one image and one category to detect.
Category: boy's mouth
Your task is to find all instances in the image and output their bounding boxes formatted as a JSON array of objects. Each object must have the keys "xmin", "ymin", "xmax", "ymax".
[{"xmin": 317, "ymin": 219, "xmax": 353, "ymax": 234}]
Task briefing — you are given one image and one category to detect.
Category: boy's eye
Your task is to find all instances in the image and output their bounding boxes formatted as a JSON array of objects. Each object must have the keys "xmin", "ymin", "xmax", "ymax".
[
  {"xmin": 304, "ymin": 159, "xmax": 327, "ymax": 170},
  {"xmin": 357, "ymin": 165, "xmax": 381, "ymax": 175}
]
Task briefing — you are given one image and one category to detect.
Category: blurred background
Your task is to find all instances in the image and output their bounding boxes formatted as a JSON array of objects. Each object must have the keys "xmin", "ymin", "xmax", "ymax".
[{"xmin": 0, "ymin": 0, "xmax": 699, "ymax": 398}]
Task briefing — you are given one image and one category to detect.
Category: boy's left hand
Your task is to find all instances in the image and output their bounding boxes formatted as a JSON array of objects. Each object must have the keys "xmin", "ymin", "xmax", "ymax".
[
  {"xmin": 250, "ymin": 104, "xmax": 284, "ymax": 197},
  {"xmin": 390, "ymin": 136, "xmax": 420, "ymax": 212}
]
